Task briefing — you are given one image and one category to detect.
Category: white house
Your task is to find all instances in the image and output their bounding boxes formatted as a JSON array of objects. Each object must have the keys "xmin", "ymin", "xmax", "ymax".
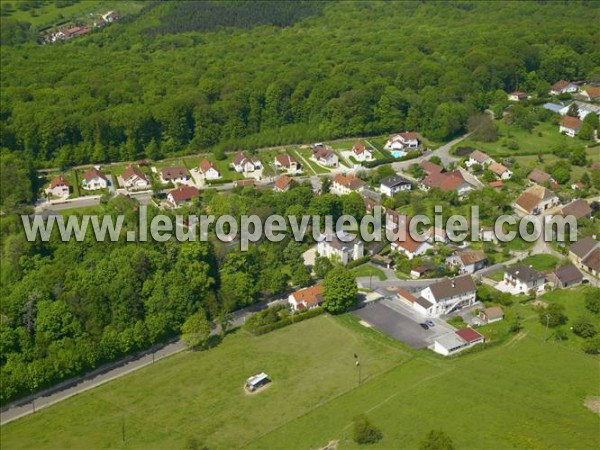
[
  {"xmin": 317, "ymin": 230, "xmax": 364, "ymax": 265},
  {"xmin": 384, "ymin": 132, "xmax": 420, "ymax": 151},
  {"xmin": 232, "ymin": 151, "xmax": 262, "ymax": 173},
  {"xmin": 419, "ymin": 275, "xmax": 477, "ymax": 317},
  {"xmin": 312, "ymin": 145, "xmax": 339, "ymax": 167},
  {"xmin": 198, "ymin": 159, "xmax": 221, "ymax": 180},
  {"xmin": 122, "ymin": 165, "xmax": 149, "ymax": 189},
  {"xmin": 288, "ymin": 284, "xmax": 324, "ymax": 312},
  {"xmin": 167, "ymin": 185, "xmax": 200, "ymax": 207},
  {"xmin": 514, "ymin": 185, "xmax": 559, "ymax": 216},
  {"xmin": 81, "ymin": 167, "xmax": 108, "ymax": 191},
  {"xmin": 274, "ymin": 154, "xmax": 301, "ymax": 173},
  {"xmin": 508, "ymin": 91, "xmax": 529, "ymax": 102},
  {"xmin": 446, "ymin": 251, "xmax": 487, "ymax": 274},
  {"xmin": 487, "ymin": 162, "xmax": 512, "ymax": 180},
  {"xmin": 466, "ymin": 150, "xmax": 494, "ymax": 168},
  {"xmin": 160, "ymin": 166, "xmax": 190, "ymax": 184},
  {"xmin": 559, "ymin": 116, "xmax": 582, "ymax": 137},
  {"xmin": 45, "ymin": 175, "xmax": 70, "ymax": 198},
  {"xmin": 331, "ymin": 174, "xmax": 366, "ymax": 195},
  {"xmin": 391, "ymin": 234, "xmax": 432, "ymax": 260},
  {"xmin": 550, "ymin": 80, "xmax": 579, "ymax": 95},
  {"xmin": 380, "ymin": 175, "xmax": 411, "ymax": 196},
  {"xmin": 352, "ymin": 141, "xmax": 374, "ymax": 162},
  {"xmin": 502, "ymin": 265, "xmax": 546, "ymax": 294}
]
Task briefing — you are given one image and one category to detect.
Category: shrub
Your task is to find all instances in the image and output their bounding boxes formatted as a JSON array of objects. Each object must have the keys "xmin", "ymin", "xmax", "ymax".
[
  {"xmin": 352, "ymin": 414, "xmax": 383, "ymax": 444},
  {"xmin": 572, "ymin": 316, "xmax": 597, "ymax": 338},
  {"xmin": 419, "ymin": 429, "xmax": 455, "ymax": 450},
  {"xmin": 582, "ymin": 336, "xmax": 600, "ymax": 354},
  {"xmin": 346, "ymin": 255, "xmax": 371, "ymax": 269}
]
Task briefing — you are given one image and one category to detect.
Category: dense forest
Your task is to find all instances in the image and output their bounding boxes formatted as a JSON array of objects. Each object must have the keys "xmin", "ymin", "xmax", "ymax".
[
  {"xmin": 1, "ymin": 1, "xmax": 599, "ymax": 207},
  {"xmin": 1, "ymin": 1, "xmax": 600, "ymax": 403}
]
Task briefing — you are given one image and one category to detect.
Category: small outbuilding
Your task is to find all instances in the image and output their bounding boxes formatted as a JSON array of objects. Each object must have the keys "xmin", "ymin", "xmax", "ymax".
[{"xmin": 480, "ymin": 307, "xmax": 504, "ymax": 324}]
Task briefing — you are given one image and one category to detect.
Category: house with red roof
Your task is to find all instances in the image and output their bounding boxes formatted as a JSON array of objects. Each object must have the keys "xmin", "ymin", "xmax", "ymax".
[
  {"xmin": 81, "ymin": 167, "xmax": 108, "ymax": 191},
  {"xmin": 273, "ymin": 175, "xmax": 293, "ymax": 192},
  {"xmin": 232, "ymin": 151, "xmax": 262, "ymax": 173},
  {"xmin": 288, "ymin": 284, "xmax": 324, "ymax": 312},
  {"xmin": 352, "ymin": 140, "xmax": 374, "ymax": 162},
  {"xmin": 274, "ymin": 154, "xmax": 301, "ymax": 173},
  {"xmin": 311, "ymin": 144, "xmax": 339, "ymax": 167},
  {"xmin": 550, "ymin": 80, "xmax": 579, "ymax": 95},
  {"xmin": 45, "ymin": 175, "xmax": 71, "ymax": 198},
  {"xmin": 466, "ymin": 150, "xmax": 494, "ymax": 168},
  {"xmin": 331, "ymin": 174, "xmax": 366, "ymax": 195},
  {"xmin": 391, "ymin": 233, "xmax": 433, "ymax": 260},
  {"xmin": 198, "ymin": 159, "xmax": 221, "ymax": 180},
  {"xmin": 580, "ymin": 87, "xmax": 600, "ymax": 102},
  {"xmin": 420, "ymin": 170, "xmax": 474, "ymax": 196},
  {"xmin": 122, "ymin": 165, "xmax": 149, "ymax": 189},
  {"xmin": 167, "ymin": 185, "xmax": 199, "ymax": 207},
  {"xmin": 508, "ymin": 91, "xmax": 529, "ymax": 102},
  {"xmin": 559, "ymin": 116, "xmax": 582, "ymax": 137}
]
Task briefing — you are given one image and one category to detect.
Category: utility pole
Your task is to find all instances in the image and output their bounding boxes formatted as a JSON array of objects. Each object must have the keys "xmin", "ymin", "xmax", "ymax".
[{"xmin": 354, "ymin": 353, "xmax": 361, "ymax": 386}]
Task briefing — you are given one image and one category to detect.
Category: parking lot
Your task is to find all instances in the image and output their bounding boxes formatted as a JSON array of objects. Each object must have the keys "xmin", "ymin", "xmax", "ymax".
[{"xmin": 353, "ymin": 298, "xmax": 457, "ymax": 349}]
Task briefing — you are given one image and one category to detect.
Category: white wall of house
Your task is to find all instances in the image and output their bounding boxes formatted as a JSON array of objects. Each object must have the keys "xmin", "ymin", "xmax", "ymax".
[
  {"xmin": 82, "ymin": 177, "xmax": 108, "ymax": 191},
  {"xmin": 420, "ymin": 288, "xmax": 476, "ymax": 317}
]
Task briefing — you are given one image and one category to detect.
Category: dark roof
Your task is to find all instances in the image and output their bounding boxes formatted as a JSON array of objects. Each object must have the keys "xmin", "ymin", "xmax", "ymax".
[
  {"xmin": 528, "ymin": 169, "xmax": 552, "ymax": 184},
  {"xmin": 582, "ymin": 248, "xmax": 600, "ymax": 272},
  {"xmin": 415, "ymin": 297, "xmax": 433, "ymax": 309},
  {"xmin": 570, "ymin": 236, "xmax": 599, "ymax": 259},
  {"xmin": 457, "ymin": 251, "xmax": 487, "ymax": 266},
  {"xmin": 161, "ymin": 166, "xmax": 189, "ymax": 180},
  {"xmin": 381, "ymin": 175, "xmax": 411, "ymax": 189},
  {"xmin": 553, "ymin": 264, "xmax": 583, "ymax": 284},
  {"xmin": 561, "ymin": 199, "xmax": 592, "ymax": 219},
  {"xmin": 506, "ymin": 265, "xmax": 544, "ymax": 283},
  {"xmin": 428, "ymin": 275, "xmax": 476, "ymax": 300}
]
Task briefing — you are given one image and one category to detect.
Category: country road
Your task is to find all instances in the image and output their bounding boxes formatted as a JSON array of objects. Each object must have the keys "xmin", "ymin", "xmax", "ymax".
[{"xmin": 0, "ymin": 298, "xmax": 284, "ymax": 426}]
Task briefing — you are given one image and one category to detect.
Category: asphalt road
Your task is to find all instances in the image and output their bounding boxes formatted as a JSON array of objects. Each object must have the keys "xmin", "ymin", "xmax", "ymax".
[{"xmin": 0, "ymin": 299, "xmax": 283, "ymax": 426}]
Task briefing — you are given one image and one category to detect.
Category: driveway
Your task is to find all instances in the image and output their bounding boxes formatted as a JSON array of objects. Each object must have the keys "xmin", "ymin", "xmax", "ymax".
[{"xmin": 353, "ymin": 298, "xmax": 456, "ymax": 349}]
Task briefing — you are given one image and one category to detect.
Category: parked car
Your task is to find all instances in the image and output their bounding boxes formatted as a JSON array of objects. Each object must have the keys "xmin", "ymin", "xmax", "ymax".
[
  {"xmin": 426, "ymin": 319, "xmax": 435, "ymax": 327},
  {"xmin": 419, "ymin": 323, "xmax": 429, "ymax": 330}
]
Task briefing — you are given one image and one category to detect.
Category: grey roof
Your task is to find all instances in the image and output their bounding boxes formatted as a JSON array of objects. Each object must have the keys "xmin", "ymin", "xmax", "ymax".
[
  {"xmin": 506, "ymin": 265, "xmax": 544, "ymax": 282},
  {"xmin": 435, "ymin": 333, "xmax": 466, "ymax": 351},
  {"xmin": 427, "ymin": 275, "xmax": 476, "ymax": 301},
  {"xmin": 542, "ymin": 103, "xmax": 564, "ymax": 114},
  {"xmin": 381, "ymin": 175, "xmax": 411, "ymax": 189},
  {"xmin": 482, "ymin": 307, "xmax": 504, "ymax": 320},
  {"xmin": 570, "ymin": 236, "xmax": 599, "ymax": 259},
  {"xmin": 415, "ymin": 297, "xmax": 433, "ymax": 309},
  {"xmin": 361, "ymin": 188, "xmax": 382, "ymax": 202},
  {"xmin": 553, "ymin": 264, "xmax": 583, "ymax": 284}
]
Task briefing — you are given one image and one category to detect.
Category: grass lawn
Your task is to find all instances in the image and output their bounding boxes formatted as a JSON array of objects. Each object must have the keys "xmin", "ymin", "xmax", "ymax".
[
  {"xmin": 290, "ymin": 148, "xmax": 330, "ymax": 175},
  {"xmin": 253, "ymin": 331, "xmax": 599, "ymax": 449},
  {"xmin": 487, "ymin": 269, "xmax": 505, "ymax": 282},
  {"xmin": 519, "ymin": 286, "xmax": 600, "ymax": 352},
  {"xmin": 0, "ymin": 316, "xmax": 408, "ymax": 449},
  {"xmin": 455, "ymin": 120, "xmax": 570, "ymax": 158},
  {"xmin": 351, "ymin": 264, "xmax": 387, "ymax": 281},
  {"xmin": 518, "ymin": 254, "xmax": 563, "ymax": 271}
]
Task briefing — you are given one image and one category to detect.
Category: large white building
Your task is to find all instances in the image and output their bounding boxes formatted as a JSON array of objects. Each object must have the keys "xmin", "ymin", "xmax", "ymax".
[
  {"xmin": 317, "ymin": 231, "xmax": 364, "ymax": 265},
  {"xmin": 418, "ymin": 275, "xmax": 477, "ymax": 317}
]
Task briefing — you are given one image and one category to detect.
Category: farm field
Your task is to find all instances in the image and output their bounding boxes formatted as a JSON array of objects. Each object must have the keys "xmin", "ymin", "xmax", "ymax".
[
  {"xmin": 2, "ymin": 300, "xmax": 599, "ymax": 449},
  {"xmin": 0, "ymin": 315, "xmax": 409, "ymax": 449}
]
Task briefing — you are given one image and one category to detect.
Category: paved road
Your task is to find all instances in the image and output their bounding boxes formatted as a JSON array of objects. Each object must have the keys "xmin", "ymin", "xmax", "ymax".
[{"xmin": 0, "ymin": 299, "xmax": 283, "ymax": 426}]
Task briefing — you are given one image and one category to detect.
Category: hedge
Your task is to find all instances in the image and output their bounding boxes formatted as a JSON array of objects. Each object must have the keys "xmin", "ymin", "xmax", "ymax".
[
  {"xmin": 346, "ymin": 255, "xmax": 372, "ymax": 269},
  {"xmin": 247, "ymin": 307, "xmax": 325, "ymax": 336}
]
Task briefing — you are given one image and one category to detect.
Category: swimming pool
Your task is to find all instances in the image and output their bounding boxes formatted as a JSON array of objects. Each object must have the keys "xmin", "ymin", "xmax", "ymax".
[{"xmin": 391, "ymin": 150, "xmax": 407, "ymax": 158}]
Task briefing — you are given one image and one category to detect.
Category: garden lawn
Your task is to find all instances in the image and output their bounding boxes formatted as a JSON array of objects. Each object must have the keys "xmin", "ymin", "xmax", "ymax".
[
  {"xmin": 351, "ymin": 264, "xmax": 387, "ymax": 281},
  {"xmin": 519, "ymin": 254, "xmax": 563, "ymax": 271},
  {"xmin": 0, "ymin": 315, "xmax": 408, "ymax": 450}
]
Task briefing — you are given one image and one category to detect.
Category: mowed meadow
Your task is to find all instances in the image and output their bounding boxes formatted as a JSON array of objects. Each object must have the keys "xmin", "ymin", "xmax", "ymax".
[{"xmin": 2, "ymin": 314, "xmax": 599, "ymax": 449}]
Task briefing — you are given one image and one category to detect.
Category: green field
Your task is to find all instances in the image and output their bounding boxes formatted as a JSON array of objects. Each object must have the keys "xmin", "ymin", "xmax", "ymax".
[
  {"xmin": 351, "ymin": 264, "xmax": 387, "ymax": 281},
  {"xmin": 518, "ymin": 254, "xmax": 563, "ymax": 271},
  {"xmin": 2, "ymin": 305, "xmax": 599, "ymax": 449},
  {"xmin": 455, "ymin": 120, "xmax": 570, "ymax": 158},
  {"xmin": 288, "ymin": 148, "xmax": 330, "ymax": 175}
]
